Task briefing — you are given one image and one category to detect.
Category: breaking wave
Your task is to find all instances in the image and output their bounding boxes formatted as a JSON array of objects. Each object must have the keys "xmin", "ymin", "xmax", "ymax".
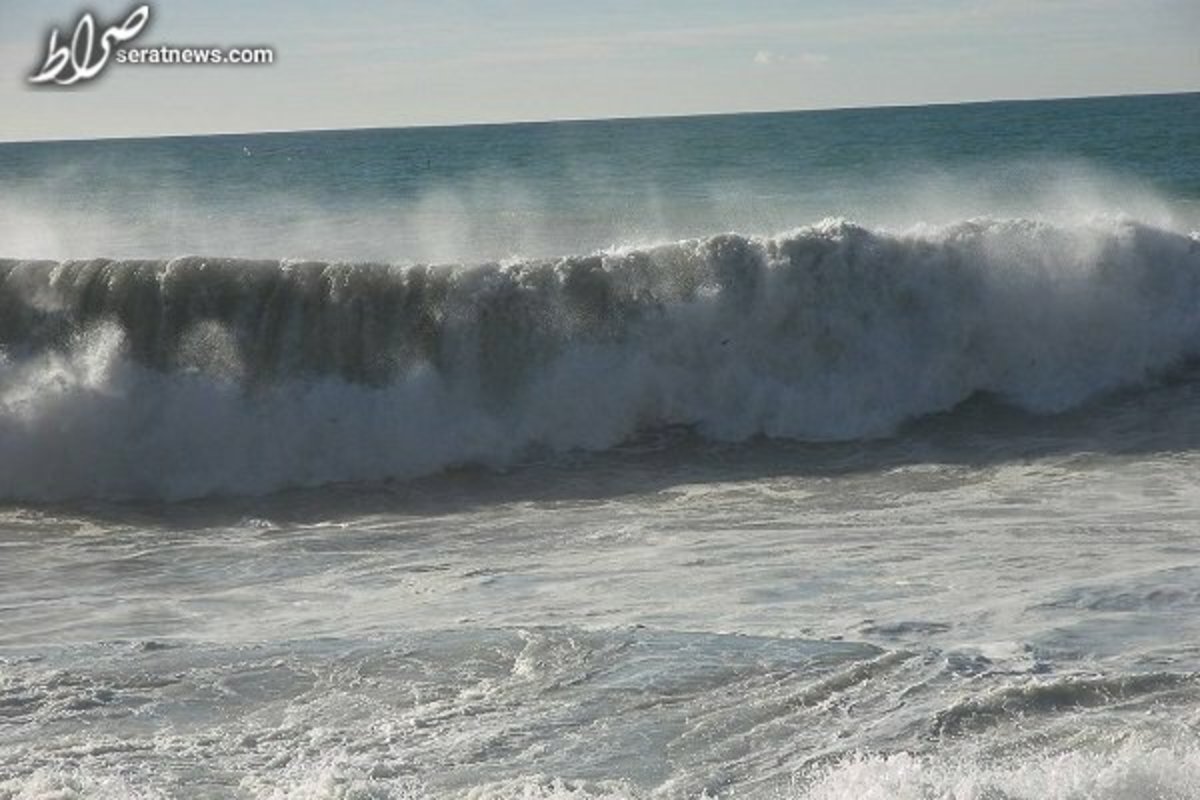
[{"xmin": 2, "ymin": 216, "xmax": 1199, "ymax": 501}]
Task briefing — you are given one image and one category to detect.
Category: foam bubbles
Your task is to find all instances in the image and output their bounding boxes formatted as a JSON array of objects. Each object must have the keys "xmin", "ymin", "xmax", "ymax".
[
  {"xmin": 1, "ymin": 217, "xmax": 1198, "ymax": 501},
  {"xmin": 799, "ymin": 740, "xmax": 1200, "ymax": 800}
]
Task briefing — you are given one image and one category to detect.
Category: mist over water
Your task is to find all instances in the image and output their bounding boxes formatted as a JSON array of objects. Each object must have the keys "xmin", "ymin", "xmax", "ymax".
[
  {"xmin": 0, "ymin": 155, "xmax": 1192, "ymax": 266},
  {"xmin": 2, "ymin": 93, "xmax": 1200, "ymax": 798},
  {"xmin": 1, "ymin": 94, "xmax": 1197, "ymax": 265}
]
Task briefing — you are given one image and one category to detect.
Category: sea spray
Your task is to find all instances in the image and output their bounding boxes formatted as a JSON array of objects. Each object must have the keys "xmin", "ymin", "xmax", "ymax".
[{"xmin": 2, "ymin": 216, "xmax": 1198, "ymax": 500}]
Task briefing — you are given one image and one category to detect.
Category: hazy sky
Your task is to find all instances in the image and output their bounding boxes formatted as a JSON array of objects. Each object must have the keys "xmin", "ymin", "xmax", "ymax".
[{"xmin": 0, "ymin": 0, "xmax": 1196, "ymax": 141}]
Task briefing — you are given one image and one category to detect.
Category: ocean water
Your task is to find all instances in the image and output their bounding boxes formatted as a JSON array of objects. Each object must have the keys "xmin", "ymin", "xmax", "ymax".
[{"xmin": 2, "ymin": 92, "xmax": 1200, "ymax": 798}]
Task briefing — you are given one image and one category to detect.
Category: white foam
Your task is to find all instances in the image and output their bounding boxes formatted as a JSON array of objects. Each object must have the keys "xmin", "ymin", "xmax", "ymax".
[
  {"xmin": 1, "ymin": 216, "xmax": 1198, "ymax": 500},
  {"xmin": 799, "ymin": 740, "xmax": 1200, "ymax": 800}
]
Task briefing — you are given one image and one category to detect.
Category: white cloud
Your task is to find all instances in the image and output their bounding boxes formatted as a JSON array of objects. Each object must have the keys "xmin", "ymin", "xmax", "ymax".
[{"xmin": 753, "ymin": 50, "xmax": 774, "ymax": 65}]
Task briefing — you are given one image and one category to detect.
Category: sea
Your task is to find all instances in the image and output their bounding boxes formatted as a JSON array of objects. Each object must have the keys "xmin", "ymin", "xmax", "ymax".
[{"xmin": 1, "ymin": 92, "xmax": 1200, "ymax": 798}]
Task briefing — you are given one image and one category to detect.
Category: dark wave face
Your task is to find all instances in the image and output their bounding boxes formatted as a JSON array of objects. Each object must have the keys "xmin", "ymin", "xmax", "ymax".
[{"xmin": 1, "ymin": 216, "xmax": 1198, "ymax": 501}]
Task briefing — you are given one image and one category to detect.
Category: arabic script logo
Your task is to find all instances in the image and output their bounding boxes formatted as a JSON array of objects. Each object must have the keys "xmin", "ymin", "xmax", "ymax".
[{"xmin": 30, "ymin": 4, "xmax": 150, "ymax": 86}]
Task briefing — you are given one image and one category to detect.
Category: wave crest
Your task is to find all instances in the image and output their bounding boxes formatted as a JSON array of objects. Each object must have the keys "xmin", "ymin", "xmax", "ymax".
[{"xmin": 2, "ymin": 217, "xmax": 1198, "ymax": 500}]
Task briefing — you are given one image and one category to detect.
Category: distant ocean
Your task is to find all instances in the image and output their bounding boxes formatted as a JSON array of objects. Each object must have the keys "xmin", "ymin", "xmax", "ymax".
[{"xmin": 2, "ymin": 93, "xmax": 1200, "ymax": 798}]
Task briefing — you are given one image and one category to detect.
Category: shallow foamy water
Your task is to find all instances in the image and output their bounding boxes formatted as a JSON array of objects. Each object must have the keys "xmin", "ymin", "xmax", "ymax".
[{"xmin": 4, "ymin": 386, "xmax": 1200, "ymax": 797}]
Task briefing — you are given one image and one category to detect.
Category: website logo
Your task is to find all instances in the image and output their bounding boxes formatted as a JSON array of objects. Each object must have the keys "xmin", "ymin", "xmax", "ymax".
[
  {"xmin": 30, "ymin": 5, "xmax": 150, "ymax": 86},
  {"xmin": 29, "ymin": 4, "xmax": 275, "ymax": 88}
]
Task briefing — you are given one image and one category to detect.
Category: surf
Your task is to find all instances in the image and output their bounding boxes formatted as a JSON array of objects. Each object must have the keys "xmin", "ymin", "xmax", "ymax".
[{"xmin": 1, "ymin": 215, "xmax": 1198, "ymax": 501}]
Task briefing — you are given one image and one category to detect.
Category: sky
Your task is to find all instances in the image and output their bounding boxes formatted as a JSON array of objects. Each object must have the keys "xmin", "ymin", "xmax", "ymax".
[{"xmin": 0, "ymin": 0, "xmax": 1197, "ymax": 141}]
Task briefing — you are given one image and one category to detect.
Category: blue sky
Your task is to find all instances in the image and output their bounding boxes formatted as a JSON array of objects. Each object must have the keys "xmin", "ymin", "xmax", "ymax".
[{"xmin": 0, "ymin": 0, "xmax": 1196, "ymax": 140}]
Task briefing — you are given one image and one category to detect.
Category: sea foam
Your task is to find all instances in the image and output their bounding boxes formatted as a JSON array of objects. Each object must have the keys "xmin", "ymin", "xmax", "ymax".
[{"xmin": 1, "ymin": 216, "xmax": 1198, "ymax": 500}]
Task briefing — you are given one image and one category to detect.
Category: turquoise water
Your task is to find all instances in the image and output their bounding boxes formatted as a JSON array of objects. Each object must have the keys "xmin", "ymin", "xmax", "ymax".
[
  {"xmin": 2, "ymin": 94, "xmax": 1200, "ymax": 798},
  {"xmin": 2, "ymin": 92, "xmax": 1197, "ymax": 262}
]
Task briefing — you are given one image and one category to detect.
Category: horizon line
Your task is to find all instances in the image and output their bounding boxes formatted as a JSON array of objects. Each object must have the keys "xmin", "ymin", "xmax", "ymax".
[{"xmin": 2, "ymin": 88, "xmax": 1197, "ymax": 146}]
